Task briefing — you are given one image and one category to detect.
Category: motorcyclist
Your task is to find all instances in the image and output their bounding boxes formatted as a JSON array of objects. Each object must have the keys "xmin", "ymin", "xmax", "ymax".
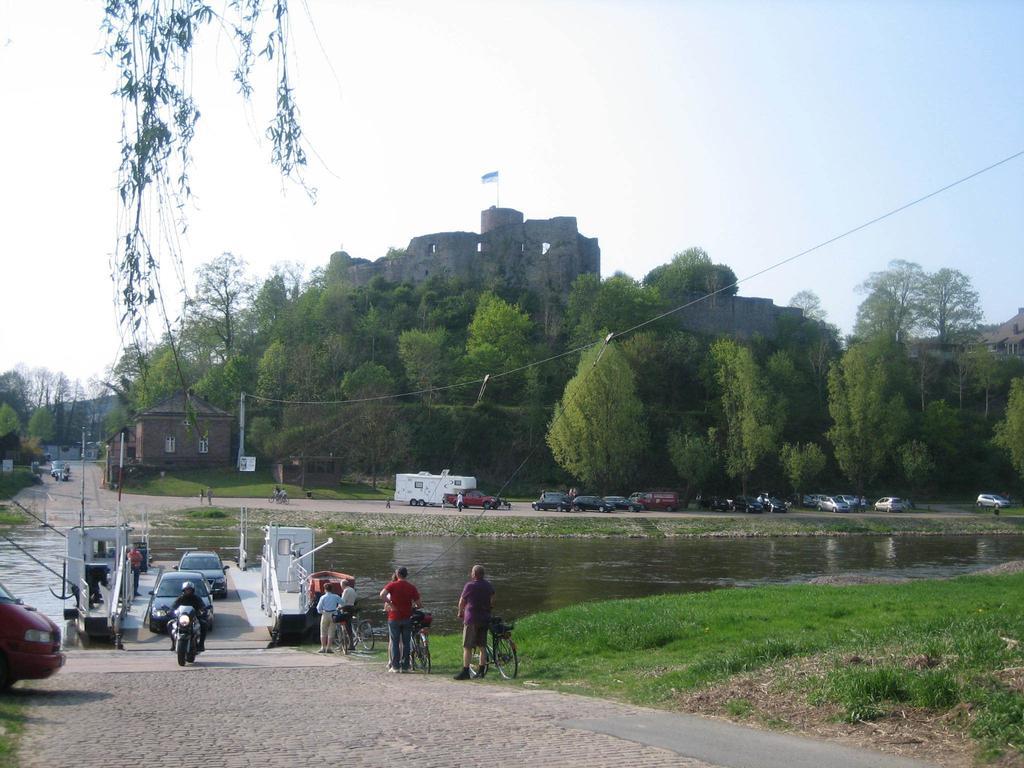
[{"xmin": 172, "ymin": 581, "xmax": 207, "ymax": 651}]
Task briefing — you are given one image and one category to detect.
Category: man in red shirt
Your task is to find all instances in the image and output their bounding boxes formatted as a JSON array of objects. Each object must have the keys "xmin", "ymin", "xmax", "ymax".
[
  {"xmin": 128, "ymin": 546, "xmax": 144, "ymax": 597},
  {"xmin": 379, "ymin": 566, "xmax": 421, "ymax": 672}
]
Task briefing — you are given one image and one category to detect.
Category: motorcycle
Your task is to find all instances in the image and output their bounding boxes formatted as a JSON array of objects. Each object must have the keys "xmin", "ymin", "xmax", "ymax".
[{"xmin": 169, "ymin": 605, "xmax": 204, "ymax": 666}]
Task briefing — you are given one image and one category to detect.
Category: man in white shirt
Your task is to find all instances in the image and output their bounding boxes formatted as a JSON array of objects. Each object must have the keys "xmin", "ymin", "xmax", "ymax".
[{"xmin": 316, "ymin": 583, "xmax": 345, "ymax": 653}]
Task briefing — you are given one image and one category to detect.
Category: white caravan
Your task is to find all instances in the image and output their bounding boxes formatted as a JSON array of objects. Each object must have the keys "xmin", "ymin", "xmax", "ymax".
[{"xmin": 394, "ymin": 470, "xmax": 476, "ymax": 507}]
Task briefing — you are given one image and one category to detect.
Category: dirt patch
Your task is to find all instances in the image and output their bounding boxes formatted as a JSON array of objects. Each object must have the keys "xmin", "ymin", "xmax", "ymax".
[
  {"xmin": 671, "ymin": 654, "xmax": 982, "ymax": 768},
  {"xmin": 808, "ymin": 560, "xmax": 1024, "ymax": 587},
  {"xmin": 977, "ymin": 561, "xmax": 1024, "ymax": 576}
]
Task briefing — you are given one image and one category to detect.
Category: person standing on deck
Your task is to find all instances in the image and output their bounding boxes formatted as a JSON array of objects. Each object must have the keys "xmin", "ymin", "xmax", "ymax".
[
  {"xmin": 379, "ymin": 567, "xmax": 421, "ymax": 672},
  {"xmin": 316, "ymin": 582, "xmax": 344, "ymax": 653},
  {"xmin": 128, "ymin": 546, "xmax": 143, "ymax": 597},
  {"xmin": 456, "ymin": 490, "xmax": 464, "ymax": 512},
  {"xmin": 454, "ymin": 564, "xmax": 495, "ymax": 680}
]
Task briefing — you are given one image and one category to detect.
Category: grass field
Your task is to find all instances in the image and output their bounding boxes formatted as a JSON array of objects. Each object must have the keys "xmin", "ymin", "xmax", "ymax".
[
  {"xmin": 0, "ymin": 468, "xmax": 37, "ymax": 501},
  {"xmin": 0, "ymin": 697, "xmax": 26, "ymax": 767},
  {"xmin": 122, "ymin": 467, "xmax": 392, "ymax": 501},
  {"xmin": 420, "ymin": 571, "xmax": 1024, "ymax": 761}
]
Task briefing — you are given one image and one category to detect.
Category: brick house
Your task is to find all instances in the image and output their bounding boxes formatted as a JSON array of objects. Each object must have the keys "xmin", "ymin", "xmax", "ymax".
[{"xmin": 134, "ymin": 392, "xmax": 233, "ymax": 468}]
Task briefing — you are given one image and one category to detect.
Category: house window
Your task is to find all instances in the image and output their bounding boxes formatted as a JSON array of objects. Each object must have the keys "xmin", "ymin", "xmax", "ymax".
[
  {"xmin": 198, "ymin": 436, "xmax": 209, "ymax": 454},
  {"xmin": 164, "ymin": 436, "xmax": 176, "ymax": 453}
]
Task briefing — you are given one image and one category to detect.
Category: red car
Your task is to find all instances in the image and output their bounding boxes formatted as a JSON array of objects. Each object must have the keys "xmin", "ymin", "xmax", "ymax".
[
  {"xmin": 442, "ymin": 489, "xmax": 504, "ymax": 509},
  {"xmin": 0, "ymin": 580, "xmax": 65, "ymax": 689}
]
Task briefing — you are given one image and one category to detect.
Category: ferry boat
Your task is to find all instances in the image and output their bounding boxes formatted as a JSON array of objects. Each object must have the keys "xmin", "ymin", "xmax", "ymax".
[{"xmin": 64, "ymin": 525, "xmax": 136, "ymax": 642}]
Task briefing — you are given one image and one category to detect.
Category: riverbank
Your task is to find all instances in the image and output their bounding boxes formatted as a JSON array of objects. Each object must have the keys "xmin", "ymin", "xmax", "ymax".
[
  {"xmin": 421, "ymin": 567, "xmax": 1023, "ymax": 766},
  {"xmin": 158, "ymin": 505, "xmax": 1024, "ymax": 539}
]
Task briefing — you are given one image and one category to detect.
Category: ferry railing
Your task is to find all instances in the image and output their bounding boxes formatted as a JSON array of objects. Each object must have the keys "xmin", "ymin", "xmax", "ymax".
[{"xmin": 263, "ymin": 544, "xmax": 283, "ymax": 619}]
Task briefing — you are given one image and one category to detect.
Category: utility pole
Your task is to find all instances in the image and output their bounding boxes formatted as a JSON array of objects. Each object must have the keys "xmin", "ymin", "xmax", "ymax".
[
  {"xmin": 79, "ymin": 427, "xmax": 86, "ymax": 530},
  {"xmin": 237, "ymin": 391, "xmax": 246, "ymax": 469}
]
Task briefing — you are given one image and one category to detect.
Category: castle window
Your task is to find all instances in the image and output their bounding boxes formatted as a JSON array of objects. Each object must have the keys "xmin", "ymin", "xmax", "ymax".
[
  {"xmin": 542, "ymin": 242, "xmax": 551, "ymax": 255},
  {"xmin": 476, "ymin": 242, "xmax": 482, "ymax": 253},
  {"xmin": 430, "ymin": 243, "xmax": 437, "ymax": 254},
  {"xmin": 520, "ymin": 243, "xmax": 525, "ymax": 253}
]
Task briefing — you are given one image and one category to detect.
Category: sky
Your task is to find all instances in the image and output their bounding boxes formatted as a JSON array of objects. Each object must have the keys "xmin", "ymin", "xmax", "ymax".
[{"xmin": 1, "ymin": 0, "xmax": 1022, "ymax": 385}]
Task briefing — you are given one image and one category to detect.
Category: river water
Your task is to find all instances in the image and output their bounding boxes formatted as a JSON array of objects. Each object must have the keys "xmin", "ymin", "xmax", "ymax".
[{"xmin": 3, "ymin": 526, "xmax": 1024, "ymax": 636}]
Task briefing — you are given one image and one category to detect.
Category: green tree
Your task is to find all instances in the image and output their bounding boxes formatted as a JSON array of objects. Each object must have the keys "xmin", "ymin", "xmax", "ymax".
[
  {"xmin": 780, "ymin": 442, "xmax": 827, "ymax": 501},
  {"xmin": 0, "ymin": 403, "xmax": 20, "ymax": 437},
  {"xmin": 918, "ymin": 268, "xmax": 983, "ymax": 344},
  {"xmin": 967, "ymin": 346, "xmax": 999, "ymax": 418},
  {"xmin": 787, "ymin": 290, "xmax": 827, "ymax": 323},
  {"xmin": 643, "ymin": 247, "xmax": 738, "ymax": 305},
  {"xmin": 667, "ymin": 429, "xmax": 719, "ymax": 506},
  {"xmin": 342, "ymin": 363, "xmax": 406, "ymax": 489},
  {"xmin": 566, "ymin": 273, "xmax": 660, "ymax": 347},
  {"xmin": 547, "ymin": 345, "xmax": 647, "ymax": 494},
  {"xmin": 186, "ymin": 252, "xmax": 256, "ymax": 363},
  {"xmin": 27, "ymin": 408, "xmax": 55, "ymax": 442},
  {"xmin": 854, "ymin": 259, "xmax": 925, "ymax": 343},
  {"xmin": 827, "ymin": 345, "xmax": 908, "ymax": 494},
  {"xmin": 465, "ymin": 293, "xmax": 533, "ymax": 375},
  {"xmin": 710, "ymin": 340, "xmax": 780, "ymax": 496},
  {"xmin": 398, "ymin": 328, "xmax": 449, "ymax": 403},
  {"xmin": 994, "ymin": 377, "xmax": 1024, "ymax": 482},
  {"xmin": 899, "ymin": 440, "xmax": 935, "ymax": 495}
]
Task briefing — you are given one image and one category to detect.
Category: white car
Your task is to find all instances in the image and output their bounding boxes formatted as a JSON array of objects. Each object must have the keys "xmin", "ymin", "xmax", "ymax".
[
  {"xmin": 874, "ymin": 497, "xmax": 905, "ymax": 512},
  {"xmin": 835, "ymin": 494, "xmax": 861, "ymax": 509},
  {"xmin": 976, "ymin": 494, "xmax": 1011, "ymax": 509},
  {"xmin": 819, "ymin": 496, "xmax": 851, "ymax": 513}
]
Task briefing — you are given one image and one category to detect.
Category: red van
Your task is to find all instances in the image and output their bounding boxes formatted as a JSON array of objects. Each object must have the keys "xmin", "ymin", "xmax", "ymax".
[
  {"xmin": 0, "ymin": 580, "xmax": 64, "ymax": 689},
  {"xmin": 629, "ymin": 491, "xmax": 680, "ymax": 512}
]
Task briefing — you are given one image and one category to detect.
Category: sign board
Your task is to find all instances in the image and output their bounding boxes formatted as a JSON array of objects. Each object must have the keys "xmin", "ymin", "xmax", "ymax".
[
  {"xmin": 238, "ymin": 456, "xmax": 257, "ymax": 472},
  {"xmin": 1, "ymin": 460, "xmax": 12, "ymax": 473}
]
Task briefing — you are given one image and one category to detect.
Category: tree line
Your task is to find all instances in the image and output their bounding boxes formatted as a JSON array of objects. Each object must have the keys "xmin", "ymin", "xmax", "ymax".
[{"xmin": 1, "ymin": 249, "xmax": 1021, "ymax": 500}]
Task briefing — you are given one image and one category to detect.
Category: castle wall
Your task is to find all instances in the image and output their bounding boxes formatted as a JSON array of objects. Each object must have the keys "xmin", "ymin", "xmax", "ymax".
[{"xmin": 674, "ymin": 294, "xmax": 803, "ymax": 339}]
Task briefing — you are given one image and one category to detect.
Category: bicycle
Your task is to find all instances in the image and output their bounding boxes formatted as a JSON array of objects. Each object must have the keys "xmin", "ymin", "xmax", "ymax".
[
  {"xmin": 470, "ymin": 616, "xmax": 518, "ymax": 679},
  {"xmin": 409, "ymin": 610, "xmax": 432, "ymax": 673},
  {"xmin": 331, "ymin": 608, "xmax": 375, "ymax": 654},
  {"xmin": 269, "ymin": 489, "xmax": 289, "ymax": 504}
]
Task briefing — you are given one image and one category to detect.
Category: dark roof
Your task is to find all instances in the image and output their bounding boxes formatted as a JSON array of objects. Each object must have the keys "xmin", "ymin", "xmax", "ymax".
[
  {"xmin": 980, "ymin": 309, "xmax": 1024, "ymax": 348},
  {"xmin": 137, "ymin": 391, "xmax": 232, "ymax": 419}
]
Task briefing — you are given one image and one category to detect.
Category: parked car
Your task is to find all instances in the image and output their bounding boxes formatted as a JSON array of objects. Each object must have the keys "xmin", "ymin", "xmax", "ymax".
[
  {"xmin": 976, "ymin": 493, "xmax": 1011, "ymax": 509},
  {"xmin": 176, "ymin": 551, "xmax": 228, "ymax": 599},
  {"xmin": 442, "ymin": 489, "xmax": 504, "ymax": 509},
  {"xmin": 835, "ymin": 494, "xmax": 861, "ymax": 510},
  {"xmin": 802, "ymin": 493, "xmax": 828, "ymax": 508},
  {"xmin": 603, "ymin": 495, "xmax": 643, "ymax": 512},
  {"xmin": 819, "ymin": 496, "xmax": 851, "ymax": 513},
  {"xmin": 731, "ymin": 496, "xmax": 764, "ymax": 513},
  {"xmin": 0, "ymin": 580, "xmax": 64, "ymax": 689},
  {"xmin": 762, "ymin": 496, "xmax": 789, "ymax": 513},
  {"xmin": 149, "ymin": 571, "xmax": 214, "ymax": 634},
  {"xmin": 571, "ymin": 495, "xmax": 614, "ymax": 512},
  {"xmin": 532, "ymin": 491, "xmax": 570, "ymax": 511},
  {"xmin": 874, "ymin": 497, "xmax": 905, "ymax": 513},
  {"xmin": 705, "ymin": 496, "xmax": 732, "ymax": 512},
  {"xmin": 628, "ymin": 491, "xmax": 680, "ymax": 512}
]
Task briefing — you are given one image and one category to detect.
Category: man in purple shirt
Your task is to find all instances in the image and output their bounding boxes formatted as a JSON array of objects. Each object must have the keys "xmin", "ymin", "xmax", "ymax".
[{"xmin": 454, "ymin": 564, "xmax": 495, "ymax": 680}]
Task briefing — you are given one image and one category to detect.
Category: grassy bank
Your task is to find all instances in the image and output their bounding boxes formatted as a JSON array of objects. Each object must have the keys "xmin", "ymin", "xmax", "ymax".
[
  {"xmin": 0, "ymin": 469, "xmax": 36, "ymax": 501},
  {"xmin": 425, "ymin": 571, "xmax": 1024, "ymax": 762},
  {"xmin": 160, "ymin": 506, "xmax": 1024, "ymax": 539},
  {"xmin": 0, "ymin": 697, "xmax": 26, "ymax": 767},
  {"xmin": 121, "ymin": 467, "xmax": 391, "ymax": 501}
]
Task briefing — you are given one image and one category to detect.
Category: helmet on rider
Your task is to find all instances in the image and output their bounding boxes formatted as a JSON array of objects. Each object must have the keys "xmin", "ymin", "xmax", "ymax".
[{"xmin": 181, "ymin": 581, "xmax": 195, "ymax": 594}]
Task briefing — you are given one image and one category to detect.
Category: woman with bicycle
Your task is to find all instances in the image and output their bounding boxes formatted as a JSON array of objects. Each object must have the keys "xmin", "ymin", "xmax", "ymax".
[{"xmin": 454, "ymin": 564, "xmax": 494, "ymax": 680}]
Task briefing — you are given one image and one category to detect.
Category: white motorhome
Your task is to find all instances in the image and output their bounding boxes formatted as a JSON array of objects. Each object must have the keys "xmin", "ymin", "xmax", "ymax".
[{"xmin": 394, "ymin": 470, "xmax": 476, "ymax": 507}]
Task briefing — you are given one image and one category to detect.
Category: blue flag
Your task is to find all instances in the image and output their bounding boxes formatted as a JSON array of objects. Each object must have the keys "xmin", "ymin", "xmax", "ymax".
[{"xmin": 481, "ymin": 171, "xmax": 499, "ymax": 184}]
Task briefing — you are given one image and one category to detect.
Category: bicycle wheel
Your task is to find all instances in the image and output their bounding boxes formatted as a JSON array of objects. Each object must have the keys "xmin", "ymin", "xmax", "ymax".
[
  {"xmin": 330, "ymin": 621, "xmax": 346, "ymax": 653},
  {"xmin": 411, "ymin": 632, "xmax": 431, "ymax": 673},
  {"xmin": 492, "ymin": 635, "xmax": 518, "ymax": 679},
  {"xmin": 354, "ymin": 619, "xmax": 375, "ymax": 652}
]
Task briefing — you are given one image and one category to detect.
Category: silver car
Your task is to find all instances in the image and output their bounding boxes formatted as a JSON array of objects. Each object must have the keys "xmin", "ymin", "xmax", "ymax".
[
  {"xmin": 176, "ymin": 551, "xmax": 228, "ymax": 598},
  {"xmin": 819, "ymin": 496, "xmax": 851, "ymax": 513},
  {"xmin": 977, "ymin": 493, "xmax": 1011, "ymax": 509},
  {"xmin": 874, "ymin": 497, "xmax": 905, "ymax": 512}
]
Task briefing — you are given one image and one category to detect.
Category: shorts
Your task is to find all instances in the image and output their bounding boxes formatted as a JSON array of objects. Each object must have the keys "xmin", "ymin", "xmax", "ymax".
[
  {"xmin": 462, "ymin": 622, "xmax": 488, "ymax": 649},
  {"xmin": 320, "ymin": 612, "xmax": 334, "ymax": 636}
]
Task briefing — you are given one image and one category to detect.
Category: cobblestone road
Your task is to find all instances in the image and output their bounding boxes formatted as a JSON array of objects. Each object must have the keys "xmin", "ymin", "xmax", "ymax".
[{"xmin": 15, "ymin": 649, "xmax": 716, "ymax": 768}]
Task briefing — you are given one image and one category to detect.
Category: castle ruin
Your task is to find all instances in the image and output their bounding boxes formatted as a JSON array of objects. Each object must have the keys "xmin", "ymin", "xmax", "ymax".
[
  {"xmin": 331, "ymin": 207, "xmax": 600, "ymax": 297},
  {"xmin": 329, "ymin": 206, "xmax": 801, "ymax": 340}
]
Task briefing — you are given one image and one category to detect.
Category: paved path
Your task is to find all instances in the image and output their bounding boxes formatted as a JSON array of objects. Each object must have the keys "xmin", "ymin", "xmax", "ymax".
[
  {"xmin": 14, "ymin": 463, "xmax": 996, "ymax": 529},
  {"xmin": 12, "ymin": 650, "xmax": 935, "ymax": 768}
]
